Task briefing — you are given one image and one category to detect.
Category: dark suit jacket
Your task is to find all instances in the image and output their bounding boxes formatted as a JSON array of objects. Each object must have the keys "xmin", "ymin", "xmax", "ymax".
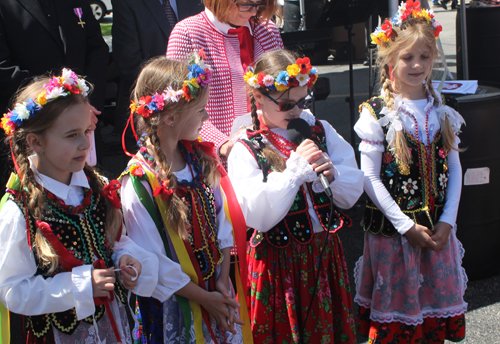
[
  {"xmin": 111, "ymin": 0, "xmax": 204, "ymax": 132},
  {"xmin": 0, "ymin": 0, "xmax": 109, "ymax": 112}
]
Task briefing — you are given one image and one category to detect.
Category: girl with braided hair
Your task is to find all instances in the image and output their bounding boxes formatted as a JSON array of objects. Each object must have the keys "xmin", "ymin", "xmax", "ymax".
[
  {"xmin": 228, "ymin": 49, "xmax": 364, "ymax": 343},
  {"xmin": 354, "ymin": 1, "xmax": 467, "ymax": 342},
  {"xmin": 119, "ymin": 54, "xmax": 250, "ymax": 343},
  {"xmin": 0, "ymin": 69, "xmax": 158, "ymax": 343}
]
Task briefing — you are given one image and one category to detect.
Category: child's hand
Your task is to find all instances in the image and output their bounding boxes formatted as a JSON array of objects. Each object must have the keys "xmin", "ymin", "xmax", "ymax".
[
  {"xmin": 430, "ymin": 222, "xmax": 453, "ymax": 251},
  {"xmin": 311, "ymin": 152, "xmax": 335, "ymax": 183},
  {"xmin": 200, "ymin": 291, "xmax": 242, "ymax": 334},
  {"xmin": 296, "ymin": 139, "xmax": 323, "ymax": 164},
  {"xmin": 215, "ymin": 279, "xmax": 244, "ymax": 334},
  {"xmin": 92, "ymin": 267, "xmax": 115, "ymax": 298},
  {"xmin": 118, "ymin": 254, "xmax": 142, "ymax": 290},
  {"xmin": 404, "ymin": 224, "xmax": 437, "ymax": 250}
]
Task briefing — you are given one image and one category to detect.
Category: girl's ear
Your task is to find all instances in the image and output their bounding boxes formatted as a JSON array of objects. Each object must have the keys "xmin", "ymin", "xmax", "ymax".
[
  {"xmin": 253, "ymin": 89, "xmax": 265, "ymax": 105},
  {"xmin": 26, "ymin": 133, "xmax": 44, "ymax": 154},
  {"xmin": 163, "ymin": 115, "xmax": 175, "ymax": 127}
]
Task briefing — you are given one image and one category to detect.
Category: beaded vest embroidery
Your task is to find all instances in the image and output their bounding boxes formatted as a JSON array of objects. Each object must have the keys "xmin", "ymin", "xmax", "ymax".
[
  {"xmin": 8, "ymin": 175, "xmax": 127, "ymax": 339},
  {"xmin": 362, "ymin": 96, "xmax": 448, "ymax": 237},
  {"xmin": 239, "ymin": 119, "xmax": 352, "ymax": 248},
  {"xmin": 125, "ymin": 140, "xmax": 222, "ymax": 283}
]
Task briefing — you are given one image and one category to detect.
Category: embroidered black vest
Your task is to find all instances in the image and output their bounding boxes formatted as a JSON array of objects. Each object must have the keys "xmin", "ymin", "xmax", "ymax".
[
  {"xmin": 239, "ymin": 120, "xmax": 352, "ymax": 249},
  {"xmin": 361, "ymin": 96, "xmax": 448, "ymax": 237},
  {"xmin": 9, "ymin": 178, "xmax": 127, "ymax": 339},
  {"xmin": 122, "ymin": 154, "xmax": 223, "ymax": 285}
]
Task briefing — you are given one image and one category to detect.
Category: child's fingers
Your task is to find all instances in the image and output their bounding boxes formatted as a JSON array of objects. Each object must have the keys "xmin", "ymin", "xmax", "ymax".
[{"xmin": 223, "ymin": 297, "xmax": 241, "ymax": 309}]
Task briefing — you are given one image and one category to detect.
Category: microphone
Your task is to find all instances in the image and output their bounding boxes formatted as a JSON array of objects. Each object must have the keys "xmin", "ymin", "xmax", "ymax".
[{"xmin": 287, "ymin": 118, "xmax": 333, "ymax": 199}]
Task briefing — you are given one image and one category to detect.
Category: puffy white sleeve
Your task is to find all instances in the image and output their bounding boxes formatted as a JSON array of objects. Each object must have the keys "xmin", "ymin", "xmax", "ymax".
[
  {"xmin": 227, "ymin": 141, "xmax": 318, "ymax": 232},
  {"xmin": 361, "ymin": 151, "xmax": 416, "ymax": 235},
  {"xmin": 354, "ymin": 106, "xmax": 385, "ymax": 153},
  {"xmin": 321, "ymin": 120, "xmax": 364, "ymax": 209},
  {"xmin": 0, "ymin": 200, "xmax": 95, "ymax": 320},
  {"xmin": 120, "ymin": 176, "xmax": 191, "ymax": 302},
  {"xmin": 111, "ymin": 232, "xmax": 159, "ymax": 298},
  {"xmin": 438, "ymin": 136, "xmax": 462, "ymax": 227},
  {"xmin": 216, "ymin": 187, "xmax": 234, "ymax": 249}
]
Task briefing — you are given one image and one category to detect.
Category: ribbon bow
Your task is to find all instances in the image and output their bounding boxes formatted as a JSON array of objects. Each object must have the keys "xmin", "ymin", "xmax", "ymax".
[
  {"xmin": 181, "ymin": 139, "xmax": 215, "ymax": 157},
  {"xmin": 434, "ymin": 102, "xmax": 466, "ymax": 135},
  {"xmin": 378, "ymin": 95, "xmax": 403, "ymax": 147},
  {"xmin": 102, "ymin": 180, "xmax": 122, "ymax": 209},
  {"xmin": 153, "ymin": 181, "xmax": 188, "ymax": 201}
]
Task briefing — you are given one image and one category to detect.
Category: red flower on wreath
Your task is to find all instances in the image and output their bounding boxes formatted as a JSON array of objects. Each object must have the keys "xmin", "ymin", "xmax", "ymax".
[
  {"xmin": 257, "ymin": 72, "xmax": 266, "ymax": 87},
  {"xmin": 381, "ymin": 20, "xmax": 393, "ymax": 38},
  {"xmin": 296, "ymin": 57, "xmax": 312, "ymax": 74}
]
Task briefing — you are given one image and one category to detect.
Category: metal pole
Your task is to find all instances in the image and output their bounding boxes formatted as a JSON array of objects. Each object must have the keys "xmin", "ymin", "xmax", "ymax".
[
  {"xmin": 460, "ymin": 0, "xmax": 469, "ymax": 79},
  {"xmin": 298, "ymin": 0, "xmax": 306, "ymax": 31},
  {"xmin": 388, "ymin": 0, "xmax": 399, "ymax": 17}
]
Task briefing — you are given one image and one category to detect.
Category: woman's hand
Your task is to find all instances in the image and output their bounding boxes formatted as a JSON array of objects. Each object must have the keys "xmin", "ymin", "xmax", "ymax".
[
  {"xmin": 431, "ymin": 222, "xmax": 453, "ymax": 251},
  {"xmin": 404, "ymin": 224, "xmax": 437, "ymax": 250},
  {"xmin": 92, "ymin": 267, "xmax": 115, "ymax": 298},
  {"xmin": 118, "ymin": 254, "xmax": 142, "ymax": 290}
]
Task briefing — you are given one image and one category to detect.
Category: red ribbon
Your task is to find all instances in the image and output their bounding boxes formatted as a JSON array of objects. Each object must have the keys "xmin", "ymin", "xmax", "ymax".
[
  {"xmin": 102, "ymin": 180, "xmax": 122, "ymax": 209},
  {"xmin": 180, "ymin": 139, "xmax": 215, "ymax": 157},
  {"xmin": 153, "ymin": 182, "xmax": 187, "ymax": 201}
]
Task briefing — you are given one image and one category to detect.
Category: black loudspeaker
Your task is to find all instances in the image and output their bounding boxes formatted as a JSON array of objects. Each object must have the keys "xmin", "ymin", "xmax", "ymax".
[
  {"xmin": 313, "ymin": 77, "xmax": 330, "ymax": 101},
  {"xmin": 281, "ymin": 29, "xmax": 332, "ymax": 65}
]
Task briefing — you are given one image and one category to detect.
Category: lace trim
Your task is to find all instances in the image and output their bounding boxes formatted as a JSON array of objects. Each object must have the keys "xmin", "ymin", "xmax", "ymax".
[
  {"xmin": 353, "ymin": 232, "xmax": 469, "ymax": 326},
  {"xmin": 286, "ymin": 151, "xmax": 317, "ymax": 186}
]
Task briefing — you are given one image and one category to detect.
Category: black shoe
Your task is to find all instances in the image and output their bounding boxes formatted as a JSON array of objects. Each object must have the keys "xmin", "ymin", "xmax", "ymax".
[
  {"xmin": 440, "ymin": 1, "xmax": 448, "ymax": 9},
  {"xmin": 451, "ymin": 2, "xmax": 457, "ymax": 9}
]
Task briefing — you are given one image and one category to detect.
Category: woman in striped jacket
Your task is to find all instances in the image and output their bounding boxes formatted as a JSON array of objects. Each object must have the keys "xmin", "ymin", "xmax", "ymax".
[{"xmin": 167, "ymin": 0, "xmax": 283, "ymax": 160}]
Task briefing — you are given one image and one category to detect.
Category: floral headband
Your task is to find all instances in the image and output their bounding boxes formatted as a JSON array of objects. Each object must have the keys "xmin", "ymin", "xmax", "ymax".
[
  {"xmin": 371, "ymin": 0, "xmax": 442, "ymax": 46},
  {"xmin": 243, "ymin": 57, "xmax": 319, "ymax": 92},
  {"xmin": 130, "ymin": 50, "xmax": 212, "ymax": 118},
  {"xmin": 1, "ymin": 69, "xmax": 89, "ymax": 135}
]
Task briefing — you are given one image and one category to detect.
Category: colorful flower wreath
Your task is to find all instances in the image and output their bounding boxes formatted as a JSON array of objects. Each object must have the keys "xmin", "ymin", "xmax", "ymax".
[
  {"xmin": 371, "ymin": 0, "xmax": 442, "ymax": 46},
  {"xmin": 243, "ymin": 57, "xmax": 319, "ymax": 92},
  {"xmin": 1, "ymin": 69, "xmax": 89, "ymax": 135},
  {"xmin": 130, "ymin": 50, "xmax": 212, "ymax": 118}
]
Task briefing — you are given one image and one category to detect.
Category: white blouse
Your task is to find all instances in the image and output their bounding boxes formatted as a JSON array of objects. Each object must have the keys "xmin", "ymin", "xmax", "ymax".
[
  {"xmin": 227, "ymin": 110, "xmax": 364, "ymax": 233},
  {"xmin": 354, "ymin": 94, "xmax": 463, "ymax": 234},
  {"xmin": 120, "ymin": 161, "xmax": 235, "ymax": 303},
  {"xmin": 0, "ymin": 157, "xmax": 158, "ymax": 342}
]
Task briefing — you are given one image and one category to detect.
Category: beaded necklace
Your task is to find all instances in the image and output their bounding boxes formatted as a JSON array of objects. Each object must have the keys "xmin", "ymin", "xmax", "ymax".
[
  {"xmin": 258, "ymin": 116, "xmax": 297, "ymax": 158},
  {"xmin": 43, "ymin": 177, "xmax": 93, "ymax": 215},
  {"xmin": 398, "ymin": 95, "xmax": 436, "ymax": 203}
]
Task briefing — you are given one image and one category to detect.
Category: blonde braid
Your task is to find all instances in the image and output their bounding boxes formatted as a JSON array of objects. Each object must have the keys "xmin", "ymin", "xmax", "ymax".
[{"xmin": 147, "ymin": 121, "xmax": 190, "ymax": 240}]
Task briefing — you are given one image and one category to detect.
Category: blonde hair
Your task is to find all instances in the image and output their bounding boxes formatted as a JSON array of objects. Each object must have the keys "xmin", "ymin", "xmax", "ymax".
[
  {"xmin": 203, "ymin": 0, "xmax": 281, "ymax": 25},
  {"xmin": 249, "ymin": 49, "xmax": 305, "ymax": 171},
  {"xmin": 375, "ymin": 19, "xmax": 459, "ymax": 163},
  {"xmin": 6, "ymin": 76, "xmax": 122, "ymax": 274},
  {"xmin": 133, "ymin": 57, "xmax": 220, "ymax": 239}
]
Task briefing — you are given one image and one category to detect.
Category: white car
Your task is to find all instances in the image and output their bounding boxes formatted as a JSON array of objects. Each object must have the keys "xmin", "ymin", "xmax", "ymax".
[{"xmin": 90, "ymin": 0, "xmax": 112, "ymax": 22}]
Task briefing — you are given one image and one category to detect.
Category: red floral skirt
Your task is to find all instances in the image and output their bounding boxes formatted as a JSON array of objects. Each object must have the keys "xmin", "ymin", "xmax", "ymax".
[
  {"xmin": 357, "ymin": 306, "xmax": 466, "ymax": 343},
  {"xmin": 247, "ymin": 230, "xmax": 357, "ymax": 344}
]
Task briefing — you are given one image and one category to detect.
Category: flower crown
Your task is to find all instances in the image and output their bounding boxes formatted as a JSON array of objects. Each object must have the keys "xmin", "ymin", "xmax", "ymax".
[
  {"xmin": 1, "ymin": 69, "xmax": 89, "ymax": 135},
  {"xmin": 130, "ymin": 50, "xmax": 212, "ymax": 118},
  {"xmin": 371, "ymin": 0, "xmax": 442, "ymax": 46},
  {"xmin": 243, "ymin": 57, "xmax": 319, "ymax": 92}
]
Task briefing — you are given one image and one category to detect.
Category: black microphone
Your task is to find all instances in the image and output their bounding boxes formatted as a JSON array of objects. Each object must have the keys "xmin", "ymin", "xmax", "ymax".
[{"xmin": 287, "ymin": 118, "xmax": 333, "ymax": 199}]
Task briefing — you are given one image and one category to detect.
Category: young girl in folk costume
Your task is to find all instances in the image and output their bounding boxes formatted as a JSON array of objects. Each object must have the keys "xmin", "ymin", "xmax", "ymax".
[
  {"xmin": 0, "ymin": 69, "xmax": 159, "ymax": 344},
  {"xmin": 354, "ymin": 1, "xmax": 468, "ymax": 343},
  {"xmin": 228, "ymin": 49, "xmax": 364, "ymax": 343},
  {"xmin": 119, "ymin": 53, "xmax": 252, "ymax": 343}
]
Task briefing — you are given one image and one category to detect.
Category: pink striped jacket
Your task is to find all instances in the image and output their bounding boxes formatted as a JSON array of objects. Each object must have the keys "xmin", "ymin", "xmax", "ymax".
[{"xmin": 167, "ymin": 10, "xmax": 283, "ymax": 152}]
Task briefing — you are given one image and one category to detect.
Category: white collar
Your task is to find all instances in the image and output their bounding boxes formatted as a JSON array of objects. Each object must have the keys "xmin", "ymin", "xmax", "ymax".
[
  {"xmin": 28, "ymin": 155, "xmax": 90, "ymax": 200},
  {"xmin": 204, "ymin": 8, "xmax": 253, "ymax": 35}
]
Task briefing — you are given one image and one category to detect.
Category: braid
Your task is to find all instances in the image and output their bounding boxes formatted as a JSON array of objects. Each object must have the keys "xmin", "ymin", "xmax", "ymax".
[
  {"xmin": 148, "ymin": 120, "xmax": 190, "ymax": 240},
  {"xmin": 380, "ymin": 65, "xmax": 412, "ymax": 164},
  {"xmin": 10, "ymin": 132, "xmax": 59, "ymax": 272},
  {"xmin": 249, "ymin": 91, "xmax": 260, "ymax": 131}
]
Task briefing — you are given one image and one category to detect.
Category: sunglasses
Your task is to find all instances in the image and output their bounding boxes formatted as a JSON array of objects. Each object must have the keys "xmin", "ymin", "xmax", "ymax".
[
  {"xmin": 264, "ymin": 93, "xmax": 315, "ymax": 112},
  {"xmin": 233, "ymin": 0, "xmax": 267, "ymax": 12}
]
